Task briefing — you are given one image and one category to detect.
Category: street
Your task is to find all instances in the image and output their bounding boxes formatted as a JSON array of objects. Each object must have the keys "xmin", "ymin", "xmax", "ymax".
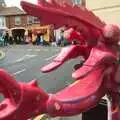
[
  {"xmin": 0, "ymin": 45, "xmax": 82, "ymax": 119},
  {"xmin": 0, "ymin": 45, "xmax": 81, "ymax": 92}
]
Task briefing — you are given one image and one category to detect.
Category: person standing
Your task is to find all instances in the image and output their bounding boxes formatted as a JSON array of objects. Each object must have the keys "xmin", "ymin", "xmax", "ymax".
[
  {"xmin": 2, "ymin": 31, "xmax": 9, "ymax": 46},
  {"xmin": 32, "ymin": 33, "xmax": 37, "ymax": 45}
]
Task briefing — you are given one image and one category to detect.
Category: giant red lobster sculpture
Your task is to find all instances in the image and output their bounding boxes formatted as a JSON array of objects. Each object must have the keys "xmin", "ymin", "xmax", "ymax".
[{"xmin": 0, "ymin": 0, "xmax": 120, "ymax": 120}]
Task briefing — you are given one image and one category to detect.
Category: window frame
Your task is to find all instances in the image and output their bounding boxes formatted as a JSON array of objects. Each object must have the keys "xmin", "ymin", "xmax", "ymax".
[
  {"xmin": 27, "ymin": 16, "xmax": 33, "ymax": 25},
  {"xmin": 15, "ymin": 16, "xmax": 21, "ymax": 25},
  {"xmin": 0, "ymin": 16, "xmax": 6, "ymax": 27}
]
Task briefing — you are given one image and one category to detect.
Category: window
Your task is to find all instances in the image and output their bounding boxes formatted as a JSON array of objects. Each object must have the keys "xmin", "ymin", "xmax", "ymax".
[
  {"xmin": 27, "ymin": 16, "xmax": 40, "ymax": 24},
  {"xmin": 27, "ymin": 16, "xmax": 33, "ymax": 24},
  {"xmin": 0, "ymin": 17, "xmax": 6, "ymax": 27},
  {"xmin": 33, "ymin": 17, "xmax": 40, "ymax": 24},
  {"xmin": 15, "ymin": 16, "xmax": 21, "ymax": 25}
]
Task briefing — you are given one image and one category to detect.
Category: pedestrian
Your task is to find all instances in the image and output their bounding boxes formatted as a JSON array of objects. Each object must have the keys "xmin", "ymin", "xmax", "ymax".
[
  {"xmin": 3, "ymin": 31, "xmax": 9, "ymax": 46},
  {"xmin": 40, "ymin": 34, "xmax": 44, "ymax": 45},
  {"xmin": 32, "ymin": 33, "xmax": 37, "ymax": 45},
  {"xmin": 60, "ymin": 30, "xmax": 64, "ymax": 41},
  {"xmin": 24, "ymin": 30, "xmax": 29, "ymax": 44},
  {"xmin": 36, "ymin": 33, "xmax": 40, "ymax": 45}
]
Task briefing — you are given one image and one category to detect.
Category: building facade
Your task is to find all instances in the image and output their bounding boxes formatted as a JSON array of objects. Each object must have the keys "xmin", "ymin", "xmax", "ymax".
[
  {"xmin": 86, "ymin": 0, "xmax": 120, "ymax": 25},
  {"xmin": 0, "ymin": 0, "xmax": 40, "ymax": 29},
  {"xmin": 0, "ymin": 8, "xmax": 40, "ymax": 29},
  {"xmin": 0, "ymin": 6, "xmax": 26, "ymax": 28}
]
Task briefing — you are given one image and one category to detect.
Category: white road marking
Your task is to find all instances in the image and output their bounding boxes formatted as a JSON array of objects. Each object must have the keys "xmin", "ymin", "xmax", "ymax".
[
  {"xmin": 28, "ymin": 49, "xmax": 32, "ymax": 51},
  {"xmin": 45, "ymin": 54, "xmax": 58, "ymax": 61},
  {"xmin": 15, "ymin": 56, "xmax": 26, "ymax": 62},
  {"xmin": 12, "ymin": 68, "xmax": 26, "ymax": 75},
  {"xmin": 55, "ymin": 49, "xmax": 59, "ymax": 51},
  {"xmin": 25, "ymin": 54, "xmax": 37, "ymax": 58},
  {"xmin": 14, "ymin": 54, "xmax": 37, "ymax": 63},
  {"xmin": 34, "ymin": 49, "xmax": 41, "ymax": 51},
  {"xmin": 44, "ymin": 49, "xmax": 49, "ymax": 51}
]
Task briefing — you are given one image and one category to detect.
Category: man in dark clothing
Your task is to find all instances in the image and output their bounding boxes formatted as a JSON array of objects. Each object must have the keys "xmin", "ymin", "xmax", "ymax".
[{"xmin": 3, "ymin": 31, "xmax": 9, "ymax": 46}]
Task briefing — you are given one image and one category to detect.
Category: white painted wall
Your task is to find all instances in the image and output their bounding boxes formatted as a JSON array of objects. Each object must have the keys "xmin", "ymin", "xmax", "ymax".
[
  {"xmin": 86, "ymin": 0, "xmax": 120, "ymax": 9},
  {"xmin": 86, "ymin": 0, "xmax": 120, "ymax": 25}
]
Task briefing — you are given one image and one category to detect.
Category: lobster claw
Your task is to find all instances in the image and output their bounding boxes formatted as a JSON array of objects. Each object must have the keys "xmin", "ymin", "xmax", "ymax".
[
  {"xmin": 0, "ymin": 69, "xmax": 49, "ymax": 120},
  {"xmin": 72, "ymin": 47, "xmax": 116, "ymax": 80},
  {"xmin": 41, "ymin": 45, "xmax": 82, "ymax": 73}
]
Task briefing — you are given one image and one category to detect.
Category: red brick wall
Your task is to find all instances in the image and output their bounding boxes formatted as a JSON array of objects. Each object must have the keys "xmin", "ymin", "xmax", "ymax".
[{"xmin": 5, "ymin": 15, "xmax": 28, "ymax": 29}]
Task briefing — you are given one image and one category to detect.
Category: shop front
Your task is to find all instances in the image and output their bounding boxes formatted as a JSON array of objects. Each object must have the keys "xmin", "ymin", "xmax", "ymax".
[{"xmin": 28, "ymin": 25, "xmax": 54, "ymax": 43}]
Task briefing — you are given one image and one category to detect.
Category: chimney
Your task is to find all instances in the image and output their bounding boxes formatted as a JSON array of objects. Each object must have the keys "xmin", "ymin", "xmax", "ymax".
[{"xmin": 0, "ymin": 0, "xmax": 6, "ymax": 7}]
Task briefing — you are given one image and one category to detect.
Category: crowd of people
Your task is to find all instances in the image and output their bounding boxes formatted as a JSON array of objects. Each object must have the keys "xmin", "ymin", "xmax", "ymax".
[
  {"xmin": 0, "ymin": 28, "xmax": 71, "ymax": 47},
  {"xmin": 0, "ymin": 30, "xmax": 50, "ymax": 46}
]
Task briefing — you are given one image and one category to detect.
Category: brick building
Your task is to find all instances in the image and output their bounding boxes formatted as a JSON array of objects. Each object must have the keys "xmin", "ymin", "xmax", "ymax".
[
  {"xmin": 0, "ymin": 6, "xmax": 27, "ymax": 28},
  {"xmin": 0, "ymin": 0, "xmax": 40, "ymax": 29}
]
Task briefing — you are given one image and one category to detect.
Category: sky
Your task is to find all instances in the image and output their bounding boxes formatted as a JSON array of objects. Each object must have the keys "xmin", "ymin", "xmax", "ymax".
[{"xmin": 5, "ymin": 0, "xmax": 37, "ymax": 8}]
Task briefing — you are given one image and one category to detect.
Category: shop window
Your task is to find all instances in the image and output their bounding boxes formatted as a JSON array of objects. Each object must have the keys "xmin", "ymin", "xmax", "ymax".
[{"xmin": 15, "ymin": 16, "xmax": 21, "ymax": 25}]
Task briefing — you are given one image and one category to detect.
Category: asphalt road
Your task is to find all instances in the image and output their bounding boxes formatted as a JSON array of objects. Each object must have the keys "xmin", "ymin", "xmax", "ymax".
[
  {"xmin": 0, "ymin": 45, "xmax": 82, "ymax": 92},
  {"xmin": 0, "ymin": 45, "xmax": 82, "ymax": 119}
]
